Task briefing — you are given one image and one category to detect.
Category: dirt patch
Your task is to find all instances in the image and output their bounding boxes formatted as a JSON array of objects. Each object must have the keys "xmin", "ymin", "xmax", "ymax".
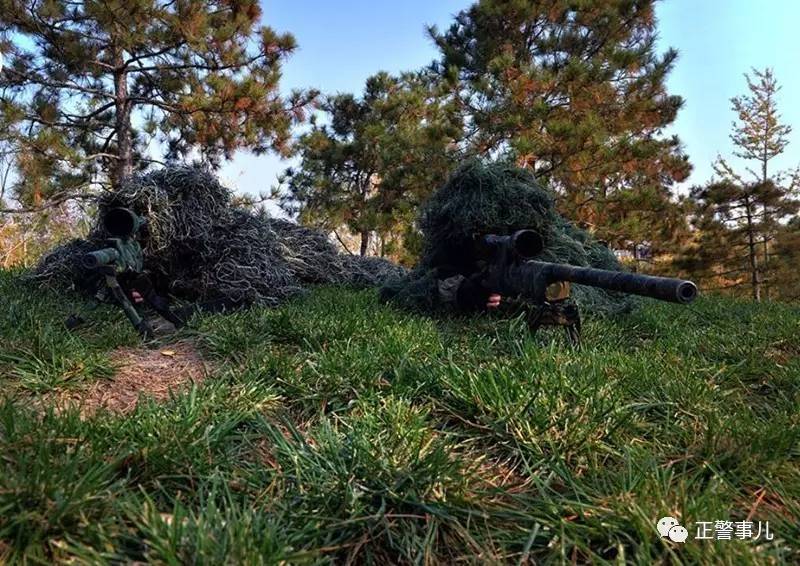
[
  {"xmin": 50, "ymin": 340, "xmax": 212, "ymax": 417},
  {"xmin": 764, "ymin": 339, "xmax": 798, "ymax": 365},
  {"xmin": 471, "ymin": 455, "xmax": 529, "ymax": 494}
]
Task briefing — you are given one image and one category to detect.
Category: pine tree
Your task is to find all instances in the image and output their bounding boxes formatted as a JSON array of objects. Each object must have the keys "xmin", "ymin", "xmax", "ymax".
[
  {"xmin": 686, "ymin": 179, "xmax": 798, "ymax": 301},
  {"xmin": 279, "ymin": 72, "xmax": 462, "ymax": 258},
  {"xmin": 428, "ymin": 0, "xmax": 691, "ymax": 246},
  {"xmin": 714, "ymin": 68, "xmax": 794, "ymax": 298},
  {"xmin": 0, "ymin": 0, "xmax": 311, "ymax": 205},
  {"xmin": 607, "ymin": 188, "xmax": 692, "ymax": 273},
  {"xmin": 771, "ymin": 217, "xmax": 800, "ymax": 301}
]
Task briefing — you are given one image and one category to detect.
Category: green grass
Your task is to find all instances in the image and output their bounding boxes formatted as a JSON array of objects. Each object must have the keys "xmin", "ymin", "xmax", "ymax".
[{"xmin": 1, "ymin": 268, "xmax": 799, "ymax": 564}]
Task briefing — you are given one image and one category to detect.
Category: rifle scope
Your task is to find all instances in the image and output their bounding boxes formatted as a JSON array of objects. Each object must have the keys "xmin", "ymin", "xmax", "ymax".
[
  {"xmin": 103, "ymin": 207, "xmax": 141, "ymax": 238},
  {"xmin": 483, "ymin": 229, "xmax": 544, "ymax": 259}
]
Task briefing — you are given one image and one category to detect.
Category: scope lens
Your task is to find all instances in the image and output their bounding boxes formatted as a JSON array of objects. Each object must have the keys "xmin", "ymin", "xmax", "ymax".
[
  {"xmin": 104, "ymin": 208, "xmax": 136, "ymax": 237},
  {"xmin": 513, "ymin": 230, "xmax": 544, "ymax": 258}
]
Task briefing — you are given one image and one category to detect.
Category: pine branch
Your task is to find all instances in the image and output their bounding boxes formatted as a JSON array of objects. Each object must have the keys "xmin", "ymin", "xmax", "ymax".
[
  {"xmin": 0, "ymin": 188, "xmax": 96, "ymax": 214},
  {"xmin": 122, "ymin": 41, "xmax": 188, "ymax": 69},
  {"xmin": 5, "ymin": 68, "xmax": 113, "ymax": 99}
]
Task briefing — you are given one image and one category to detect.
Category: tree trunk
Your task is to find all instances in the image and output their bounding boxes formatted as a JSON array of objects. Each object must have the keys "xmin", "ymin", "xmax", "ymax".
[
  {"xmin": 112, "ymin": 53, "xmax": 132, "ymax": 189},
  {"xmin": 744, "ymin": 197, "xmax": 761, "ymax": 302},
  {"xmin": 761, "ymin": 203, "xmax": 770, "ymax": 300},
  {"xmin": 761, "ymin": 157, "xmax": 770, "ymax": 300},
  {"xmin": 359, "ymin": 230, "xmax": 370, "ymax": 256}
]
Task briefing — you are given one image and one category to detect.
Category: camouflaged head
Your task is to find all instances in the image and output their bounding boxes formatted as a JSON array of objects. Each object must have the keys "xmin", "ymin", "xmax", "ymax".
[
  {"xmin": 417, "ymin": 160, "xmax": 558, "ymax": 271},
  {"xmin": 382, "ymin": 159, "xmax": 637, "ymax": 316},
  {"xmin": 31, "ymin": 165, "xmax": 407, "ymax": 305}
]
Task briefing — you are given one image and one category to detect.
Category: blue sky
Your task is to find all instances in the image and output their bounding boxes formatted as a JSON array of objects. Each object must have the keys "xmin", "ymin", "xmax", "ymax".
[
  {"xmin": 221, "ymin": 0, "xmax": 800, "ymax": 204},
  {"xmin": 657, "ymin": 0, "xmax": 800, "ymax": 187}
]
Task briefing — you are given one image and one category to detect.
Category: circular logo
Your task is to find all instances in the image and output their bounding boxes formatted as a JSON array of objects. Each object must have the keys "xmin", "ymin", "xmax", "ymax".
[
  {"xmin": 657, "ymin": 516, "xmax": 679, "ymax": 538},
  {"xmin": 668, "ymin": 525, "xmax": 689, "ymax": 543},
  {"xmin": 657, "ymin": 516, "xmax": 688, "ymax": 544}
]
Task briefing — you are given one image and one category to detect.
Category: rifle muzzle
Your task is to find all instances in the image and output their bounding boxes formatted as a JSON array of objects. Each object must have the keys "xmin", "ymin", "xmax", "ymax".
[{"xmin": 82, "ymin": 248, "xmax": 120, "ymax": 269}]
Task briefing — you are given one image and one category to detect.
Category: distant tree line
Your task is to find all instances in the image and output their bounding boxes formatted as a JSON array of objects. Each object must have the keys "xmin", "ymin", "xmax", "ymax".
[
  {"xmin": 0, "ymin": 0, "xmax": 312, "ymax": 205},
  {"xmin": 678, "ymin": 69, "xmax": 799, "ymax": 301},
  {"xmin": 282, "ymin": 0, "xmax": 693, "ymax": 265},
  {"xmin": 0, "ymin": 0, "xmax": 798, "ymax": 301}
]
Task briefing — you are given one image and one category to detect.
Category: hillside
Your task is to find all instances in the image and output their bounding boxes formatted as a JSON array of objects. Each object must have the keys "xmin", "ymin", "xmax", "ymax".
[{"xmin": 0, "ymin": 269, "xmax": 798, "ymax": 564}]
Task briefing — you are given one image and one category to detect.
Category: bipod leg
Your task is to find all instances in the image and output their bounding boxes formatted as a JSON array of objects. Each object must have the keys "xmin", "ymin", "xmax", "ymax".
[
  {"xmin": 106, "ymin": 275, "xmax": 154, "ymax": 339},
  {"xmin": 564, "ymin": 309, "xmax": 581, "ymax": 348},
  {"xmin": 565, "ymin": 324, "xmax": 581, "ymax": 348},
  {"xmin": 525, "ymin": 304, "xmax": 548, "ymax": 338},
  {"xmin": 130, "ymin": 274, "xmax": 186, "ymax": 328}
]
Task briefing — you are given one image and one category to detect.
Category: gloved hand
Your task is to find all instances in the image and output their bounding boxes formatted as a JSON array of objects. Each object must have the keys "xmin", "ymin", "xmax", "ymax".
[{"xmin": 456, "ymin": 273, "xmax": 502, "ymax": 311}]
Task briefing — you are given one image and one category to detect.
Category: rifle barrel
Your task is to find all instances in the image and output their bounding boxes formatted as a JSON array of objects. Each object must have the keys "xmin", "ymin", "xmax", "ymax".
[{"xmin": 519, "ymin": 261, "xmax": 698, "ymax": 304}]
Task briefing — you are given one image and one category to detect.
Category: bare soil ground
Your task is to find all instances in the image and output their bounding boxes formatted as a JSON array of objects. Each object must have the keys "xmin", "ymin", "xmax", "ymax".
[{"xmin": 48, "ymin": 340, "xmax": 211, "ymax": 417}]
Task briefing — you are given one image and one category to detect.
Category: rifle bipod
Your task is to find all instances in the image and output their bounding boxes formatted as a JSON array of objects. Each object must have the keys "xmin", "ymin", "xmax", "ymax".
[{"xmin": 524, "ymin": 300, "xmax": 582, "ymax": 347}]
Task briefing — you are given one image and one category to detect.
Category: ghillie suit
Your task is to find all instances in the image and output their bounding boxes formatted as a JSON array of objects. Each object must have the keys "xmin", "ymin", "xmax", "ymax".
[
  {"xmin": 30, "ymin": 166, "xmax": 406, "ymax": 312},
  {"xmin": 380, "ymin": 160, "xmax": 637, "ymax": 317}
]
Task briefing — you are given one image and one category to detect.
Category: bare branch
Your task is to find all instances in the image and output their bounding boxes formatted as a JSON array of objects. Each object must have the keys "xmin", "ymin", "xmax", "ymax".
[{"xmin": 0, "ymin": 189, "xmax": 96, "ymax": 214}]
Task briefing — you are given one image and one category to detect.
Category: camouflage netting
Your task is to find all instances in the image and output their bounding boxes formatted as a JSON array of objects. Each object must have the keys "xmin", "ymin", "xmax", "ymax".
[
  {"xmin": 381, "ymin": 160, "xmax": 636, "ymax": 315},
  {"xmin": 29, "ymin": 166, "xmax": 406, "ymax": 306}
]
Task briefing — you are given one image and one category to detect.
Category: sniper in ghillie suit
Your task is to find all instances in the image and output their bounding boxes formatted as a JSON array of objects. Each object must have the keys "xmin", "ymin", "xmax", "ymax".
[
  {"xmin": 29, "ymin": 166, "xmax": 406, "ymax": 337},
  {"xmin": 380, "ymin": 161, "xmax": 696, "ymax": 344},
  {"xmin": 29, "ymin": 162, "xmax": 696, "ymax": 344}
]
